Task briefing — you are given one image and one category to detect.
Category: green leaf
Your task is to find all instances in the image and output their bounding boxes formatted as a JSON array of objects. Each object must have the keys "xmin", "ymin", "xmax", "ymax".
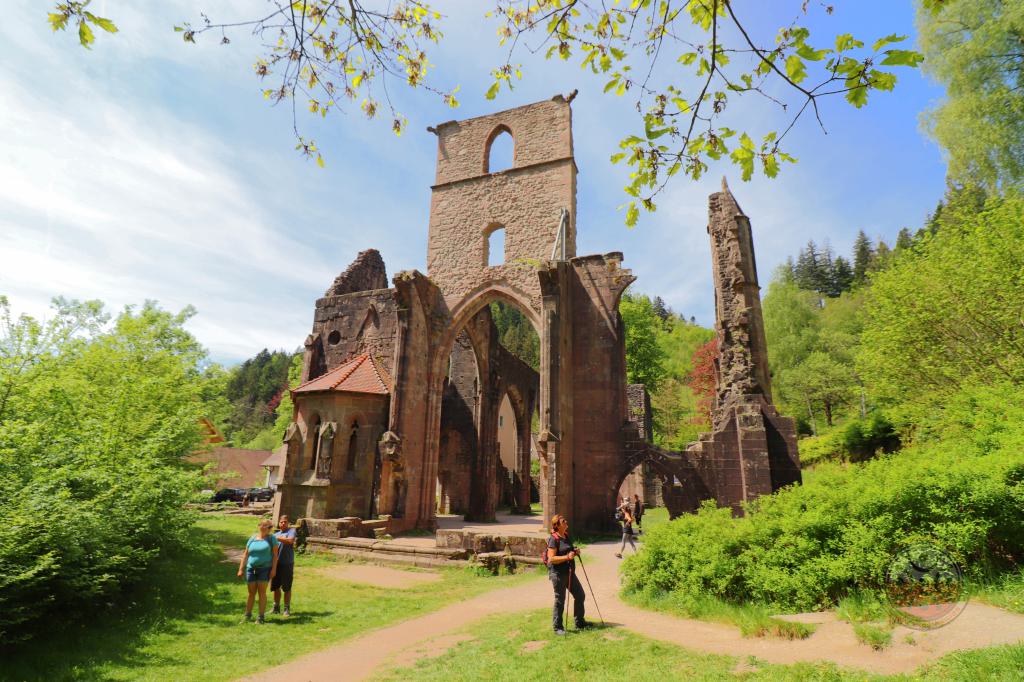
[
  {"xmin": 85, "ymin": 13, "xmax": 118, "ymax": 34},
  {"xmin": 730, "ymin": 148, "xmax": 754, "ymax": 181},
  {"xmin": 796, "ymin": 44, "xmax": 830, "ymax": 62},
  {"xmin": 785, "ymin": 55, "xmax": 807, "ymax": 83},
  {"xmin": 845, "ymin": 80, "xmax": 869, "ymax": 108},
  {"xmin": 871, "ymin": 34, "xmax": 906, "ymax": 51},
  {"xmin": 316, "ymin": 154, "xmax": 325, "ymax": 169},
  {"xmin": 78, "ymin": 20, "xmax": 94, "ymax": 48},
  {"xmin": 603, "ymin": 77, "xmax": 619, "ymax": 94},
  {"xmin": 835, "ymin": 34, "xmax": 864, "ymax": 53},
  {"xmin": 610, "ymin": 152, "xmax": 627, "ymax": 164},
  {"xmin": 485, "ymin": 82, "xmax": 500, "ymax": 100},
  {"xmin": 880, "ymin": 50, "xmax": 924, "ymax": 68},
  {"xmin": 870, "ymin": 70, "xmax": 897, "ymax": 91},
  {"xmin": 625, "ymin": 201, "xmax": 639, "ymax": 227},
  {"xmin": 678, "ymin": 52, "xmax": 697, "ymax": 66},
  {"xmin": 48, "ymin": 13, "xmax": 68, "ymax": 32}
]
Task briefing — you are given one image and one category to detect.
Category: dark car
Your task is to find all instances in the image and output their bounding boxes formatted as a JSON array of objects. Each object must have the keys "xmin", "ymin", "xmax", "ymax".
[
  {"xmin": 248, "ymin": 487, "xmax": 274, "ymax": 502},
  {"xmin": 211, "ymin": 488, "xmax": 245, "ymax": 503}
]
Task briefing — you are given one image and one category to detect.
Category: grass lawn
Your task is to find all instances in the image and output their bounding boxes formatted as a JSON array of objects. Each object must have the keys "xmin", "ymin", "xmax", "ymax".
[
  {"xmin": 4, "ymin": 513, "xmax": 539, "ymax": 681},
  {"xmin": 376, "ymin": 608, "xmax": 1024, "ymax": 681}
]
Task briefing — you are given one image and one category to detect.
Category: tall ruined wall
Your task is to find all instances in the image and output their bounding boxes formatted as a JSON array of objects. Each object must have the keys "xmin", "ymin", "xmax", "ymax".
[
  {"xmin": 302, "ymin": 252, "xmax": 399, "ymax": 383},
  {"xmin": 324, "ymin": 249, "xmax": 389, "ymax": 296},
  {"xmin": 427, "ymin": 96, "xmax": 577, "ymax": 313},
  {"xmin": 568, "ymin": 253, "xmax": 634, "ymax": 531},
  {"xmin": 707, "ymin": 179, "xmax": 773, "ymax": 411},
  {"xmin": 693, "ymin": 180, "xmax": 801, "ymax": 514}
]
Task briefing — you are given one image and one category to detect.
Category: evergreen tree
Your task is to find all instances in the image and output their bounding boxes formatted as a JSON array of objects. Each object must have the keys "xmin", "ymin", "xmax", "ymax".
[
  {"xmin": 652, "ymin": 296, "xmax": 670, "ymax": 322},
  {"xmin": 852, "ymin": 230, "xmax": 873, "ymax": 285},
  {"xmin": 872, "ymin": 240, "xmax": 893, "ymax": 272},
  {"xmin": 831, "ymin": 256, "xmax": 855, "ymax": 296},
  {"xmin": 895, "ymin": 227, "xmax": 914, "ymax": 251},
  {"xmin": 794, "ymin": 240, "xmax": 823, "ymax": 292}
]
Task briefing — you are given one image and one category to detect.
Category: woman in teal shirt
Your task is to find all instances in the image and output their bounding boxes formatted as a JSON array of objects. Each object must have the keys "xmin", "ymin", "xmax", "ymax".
[{"xmin": 237, "ymin": 519, "xmax": 280, "ymax": 623}]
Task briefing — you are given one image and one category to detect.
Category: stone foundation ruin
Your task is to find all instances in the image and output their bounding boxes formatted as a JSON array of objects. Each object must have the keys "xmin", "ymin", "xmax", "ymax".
[{"xmin": 275, "ymin": 96, "xmax": 801, "ymax": 539}]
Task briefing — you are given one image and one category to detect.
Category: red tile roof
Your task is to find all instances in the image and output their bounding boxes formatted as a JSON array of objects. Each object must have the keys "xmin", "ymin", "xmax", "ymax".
[{"xmin": 292, "ymin": 353, "xmax": 391, "ymax": 396}]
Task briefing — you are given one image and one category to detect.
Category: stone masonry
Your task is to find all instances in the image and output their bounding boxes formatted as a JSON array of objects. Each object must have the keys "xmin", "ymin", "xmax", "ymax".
[{"xmin": 277, "ymin": 97, "xmax": 801, "ymax": 536}]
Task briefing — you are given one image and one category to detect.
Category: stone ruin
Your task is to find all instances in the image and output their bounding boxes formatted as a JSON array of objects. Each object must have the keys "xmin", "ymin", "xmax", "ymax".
[{"xmin": 274, "ymin": 95, "xmax": 800, "ymax": 537}]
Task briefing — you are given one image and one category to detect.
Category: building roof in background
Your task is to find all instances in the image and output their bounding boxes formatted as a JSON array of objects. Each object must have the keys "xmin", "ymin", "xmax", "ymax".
[
  {"xmin": 190, "ymin": 447, "xmax": 271, "ymax": 488},
  {"xmin": 292, "ymin": 353, "xmax": 391, "ymax": 396},
  {"xmin": 261, "ymin": 445, "xmax": 287, "ymax": 469}
]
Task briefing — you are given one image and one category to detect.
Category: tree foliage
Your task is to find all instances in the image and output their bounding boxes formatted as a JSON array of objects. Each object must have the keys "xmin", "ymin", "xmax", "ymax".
[
  {"xmin": 918, "ymin": 0, "xmax": 1024, "ymax": 191},
  {"xmin": 48, "ymin": 1, "xmax": 920, "ymax": 225},
  {"xmin": 858, "ymin": 192, "xmax": 1024, "ymax": 427},
  {"xmin": 623, "ymin": 379, "xmax": 1024, "ymax": 611},
  {"xmin": 0, "ymin": 298, "xmax": 210, "ymax": 641},
  {"xmin": 219, "ymin": 348, "xmax": 297, "ymax": 446},
  {"xmin": 490, "ymin": 301, "xmax": 540, "ymax": 370},
  {"xmin": 651, "ymin": 316, "xmax": 714, "ymax": 450},
  {"xmin": 620, "ymin": 292, "xmax": 668, "ymax": 391}
]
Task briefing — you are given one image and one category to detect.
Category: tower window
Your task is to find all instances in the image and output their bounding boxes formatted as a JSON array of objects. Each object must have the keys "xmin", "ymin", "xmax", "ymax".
[{"xmin": 485, "ymin": 226, "xmax": 505, "ymax": 267}]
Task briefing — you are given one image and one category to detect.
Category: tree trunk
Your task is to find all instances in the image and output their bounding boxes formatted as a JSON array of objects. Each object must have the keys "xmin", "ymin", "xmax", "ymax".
[{"xmin": 824, "ymin": 400, "xmax": 834, "ymax": 427}]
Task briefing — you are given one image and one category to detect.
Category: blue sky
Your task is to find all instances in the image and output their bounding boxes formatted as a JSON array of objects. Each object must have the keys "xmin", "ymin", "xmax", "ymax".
[{"xmin": 1, "ymin": 1, "xmax": 947, "ymax": 364}]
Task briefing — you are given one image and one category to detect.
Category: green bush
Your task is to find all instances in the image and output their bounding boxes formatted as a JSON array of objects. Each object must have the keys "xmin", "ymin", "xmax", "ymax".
[
  {"xmin": 622, "ymin": 382, "xmax": 1024, "ymax": 612},
  {"xmin": 0, "ymin": 299, "xmax": 208, "ymax": 642},
  {"xmin": 840, "ymin": 412, "xmax": 900, "ymax": 462}
]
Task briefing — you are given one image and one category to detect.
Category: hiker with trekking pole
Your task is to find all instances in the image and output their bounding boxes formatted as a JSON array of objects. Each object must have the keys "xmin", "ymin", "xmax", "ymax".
[{"xmin": 545, "ymin": 514, "xmax": 590, "ymax": 635}]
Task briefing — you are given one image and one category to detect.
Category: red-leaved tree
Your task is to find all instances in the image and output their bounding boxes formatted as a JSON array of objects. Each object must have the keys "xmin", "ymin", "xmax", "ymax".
[{"xmin": 688, "ymin": 339, "xmax": 719, "ymax": 427}]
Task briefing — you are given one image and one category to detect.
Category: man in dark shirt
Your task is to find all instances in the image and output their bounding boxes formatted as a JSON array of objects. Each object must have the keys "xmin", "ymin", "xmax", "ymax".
[
  {"xmin": 633, "ymin": 494, "xmax": 644, "ymax": 531},
  {"xmin": 546, "ymin": 514, "xmax": 587, "ymax": 634},
  {"xmin": 271, "ymin": 515, "xmax": 297, "ymax": 617}
]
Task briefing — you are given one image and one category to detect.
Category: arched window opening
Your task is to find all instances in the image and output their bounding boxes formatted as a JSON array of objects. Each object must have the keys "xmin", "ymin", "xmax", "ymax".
[
  {"xmin": 346, "ymin": 422, "xmax": 360, "ymax": 471},
  {"xmin": 485, "ymin": 226, "xmax": 505, "ymax": 267},
  {"xmin": 485, "ymin": 128, "xmax": 514, "ymax": 173},
  {"xmin": 309, "ymin": 415, "xmax": 322, "ymax": 469}
]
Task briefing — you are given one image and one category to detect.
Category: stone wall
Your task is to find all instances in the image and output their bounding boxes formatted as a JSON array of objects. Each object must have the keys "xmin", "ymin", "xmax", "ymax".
[
  {"xmin": 324, "ymin": 248, "xmax": 389, "ymax": 297},
  {"xmin": 427, "ymin": 96, "xmax": 577, "ymax": 314},
  {"xmin": 278, "ymin": 391, "xmax": 389, "ymax": 521}
]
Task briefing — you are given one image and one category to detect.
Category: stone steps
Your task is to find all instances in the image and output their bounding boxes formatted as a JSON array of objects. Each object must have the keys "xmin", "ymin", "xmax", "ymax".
[
  {"xmin": 306, "ymin": 535, "xmax": 544, "ymax": 570},
  {"xmin": 307, "ymin": 536, "xmax": 471, "ymax": 569}
]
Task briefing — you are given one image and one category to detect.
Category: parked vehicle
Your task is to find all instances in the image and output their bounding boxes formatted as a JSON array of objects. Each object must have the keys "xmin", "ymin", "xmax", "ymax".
[
  {"xmin": 248, "ymin": 487, "xmax": 274, "ymax": 502},
  {"xmin": 211, "ymin": 488, "xmax": 245, "ymax": 503}
]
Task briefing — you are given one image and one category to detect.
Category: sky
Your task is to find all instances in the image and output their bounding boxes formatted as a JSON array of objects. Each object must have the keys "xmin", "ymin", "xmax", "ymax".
[{"xmin": 0, "ymin": 1, "xmax": 948, "ymax": 365}]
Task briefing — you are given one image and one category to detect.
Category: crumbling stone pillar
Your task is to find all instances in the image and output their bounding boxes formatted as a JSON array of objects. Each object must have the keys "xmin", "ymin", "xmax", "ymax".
[{"xmin": 698, "ymin": 179, "xmax": 802, "ymax": 514}]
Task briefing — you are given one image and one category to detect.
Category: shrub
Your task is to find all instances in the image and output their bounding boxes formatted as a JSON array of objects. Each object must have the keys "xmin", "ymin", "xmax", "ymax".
[
  {"xmin": 0, "ymin": 299, "xmax": 208, "ymax": 642},
  {"xmin": 622, "ymin": 382, "xmax": 1024, "ymax": 612},
  {"xmin": 840, "ymin": 412, "xmax": 900, "ymax": 462}
]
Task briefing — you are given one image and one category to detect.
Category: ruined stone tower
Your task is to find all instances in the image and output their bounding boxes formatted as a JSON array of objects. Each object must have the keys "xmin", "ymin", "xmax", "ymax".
[{"xmin": 685, "ymin": 179, "xmax": 802, "ymax": 514}]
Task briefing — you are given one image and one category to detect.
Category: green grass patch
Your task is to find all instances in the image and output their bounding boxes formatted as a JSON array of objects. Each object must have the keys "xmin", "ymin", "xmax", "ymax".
[
  {"xmin": 622, "ymin": 589, "xmax": 815, "ymax": 640},
  {"xmin": 4, "ymin": 513, "xmax": 540, "ymax": 681},
  {"xmin": 376, "ymin": 608, "xmax": 864, "ymax": 681},
  {"xmin": 970, "ymin": 570, "xmax": 1024, "ymax": 614},
  {"xmin": 377, "ymin": 608, "xmax": 1024, "ymax": 681},
  {"xmin": 853, "ymin": 622, "xmax": 893, "ymax": 651}
]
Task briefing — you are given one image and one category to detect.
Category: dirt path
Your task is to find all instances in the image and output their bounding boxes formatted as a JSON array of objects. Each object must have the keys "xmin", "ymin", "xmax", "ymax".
[
  {"xmin": 243, "ymin": 541, "xmax": 1024, "ymax": 680},
  {"xmin": 240, "ymin": 578, "xmax": 548, "ymax": 682}
]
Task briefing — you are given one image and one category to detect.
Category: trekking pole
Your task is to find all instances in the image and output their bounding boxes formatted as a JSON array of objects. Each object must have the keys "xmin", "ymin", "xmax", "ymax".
[
  {"xmin": 565, "ymin": 563, "xmax": 573, "ymax": 630},
  {"xmin": 575, "ymin": 554, "xmax": 604, "ymax": 625}
]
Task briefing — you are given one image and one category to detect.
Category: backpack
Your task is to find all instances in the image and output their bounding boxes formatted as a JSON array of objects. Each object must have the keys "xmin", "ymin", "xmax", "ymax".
[{"xmin": 542, "ymin": 532, "xmax": 560, "ymax": 567}]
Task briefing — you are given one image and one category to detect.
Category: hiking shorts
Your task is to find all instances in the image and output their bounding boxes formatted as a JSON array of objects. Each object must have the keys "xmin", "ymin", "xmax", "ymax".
[
  {"xmin": 271, "ymin": 563, "xmax": 294, "ymax": 592},
  {"xmin": 246, "ymin": 565, "xmax": 271, "ymax": 584}
]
